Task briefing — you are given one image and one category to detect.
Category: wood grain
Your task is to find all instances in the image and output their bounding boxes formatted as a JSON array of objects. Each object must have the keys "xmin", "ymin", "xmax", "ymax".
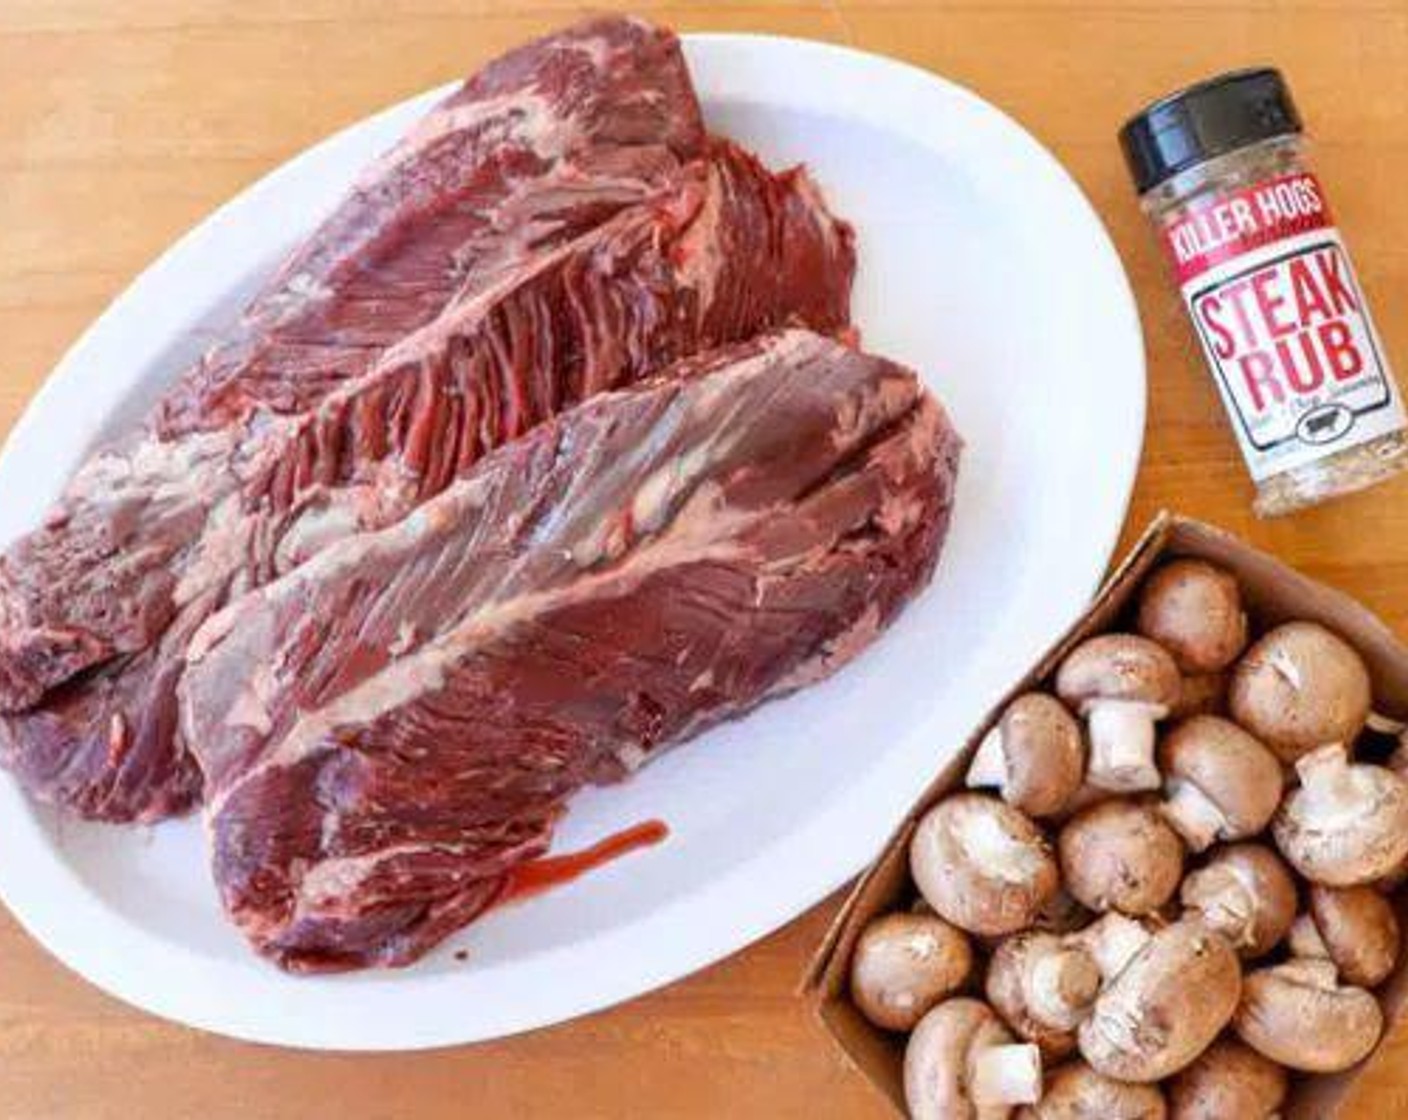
[{"xmin": 1, "ymin": 2, "xmax": 1406, "ymax": 1116}]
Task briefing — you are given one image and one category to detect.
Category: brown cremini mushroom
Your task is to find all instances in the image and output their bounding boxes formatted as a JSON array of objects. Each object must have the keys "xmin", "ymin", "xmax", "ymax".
[
  {"xmin": 1078, "ymin": 919, "xmax": 1241, "ymax": 1083},
  {"xmin": 1229, "ymin": 621, "xmax": 1372, "ymax": 763},
  {"xmin": 967, "ymin": 693, "xmax": 1086, "ymax": 818},
  {"xmin": 1289, "ymin": 884, "xmax": 1402, "ymax": 988},
  {"xmin": 1016, "ymin": 1061, "xmax": 1167, "ymax": 1120},
  {"xmin": 1178, "ymin": 843, "xmax": 1297, "ymax": 959},
  {"xmin": 1234, "ymin": 958, "xmax": 1384, "ymax": 1072},
  {"xmin": 905, "ymin": 998, "xmax": 1044, "ymax": 1119},
  {"xmin": 1157, "ymin": 716, "xmax": 1283, "ymax": 852},
  {"xmin": 1273, "ymin": 744, "xmax": 1408, "ymax": 886},
  {"xmin": 1058, "ymin": 800, "xmax": 1184, "ymax": 917},
  {"xmin": 1056, "ymin": 635, "xmax": 1181, "ymax": 792},
  {"xmin": 986, "ymin": 932, "xmax": 1101, "ymax": 1061},
  {"xmin": 850, "ymin": 911, "xmax": 974, "ymax": 1031},
  {"xmin": 1136, "ymin": 559, "xmax": 1248, "ymax": 674},
  {"xmin": 1166, "ymin": 1036, "xmax": 1287, "ymax": 1120},
  {"xmin": 911, "ymin": 794, "xmax": 1060, "ymax": 937}
]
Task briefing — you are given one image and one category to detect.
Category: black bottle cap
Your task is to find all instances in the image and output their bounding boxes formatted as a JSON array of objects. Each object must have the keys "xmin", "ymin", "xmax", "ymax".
[{"xmin": 1120, "ymin": 68, "xmax": 1302, "ymax": 194}]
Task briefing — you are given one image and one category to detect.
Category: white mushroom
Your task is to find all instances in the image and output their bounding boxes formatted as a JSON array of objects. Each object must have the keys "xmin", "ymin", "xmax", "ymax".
[
  {"xmin": 1234, "ymin": 957, "xmax": 1384, "ymax": 1072},
  {"xmin": 905, "ymin": 998, "xmax": 1044, "ymax": 1119},
  {"xmin": 850, "ymin": 911, "xmax": 974, "ymax": 1031},
  {"xmin": 1016, "ymin": 1061, "xmax": 1167, "ymax": 1119},
  {"xmin": 1178, "ymin": 843, "xmax": 1297, "ymax": 959},
  {"xmin": 1272, "ymin": 744, "xmax": 1408, "ymax": 886},
  {"xmin": 1135, "ymin": 559, "xmax": 1248, "ymax": 674},
  {"xmin": 986, "ymin": 932, "xmax": 1101, "ymax": 1060},
  {"xmin": 1157, "ymin": 716, "xmax": 1283, "ymax": 852},
  {"xmin": 1058, "ymin": 800, "xmax": 1184, "ymax": 917},
  {"xmin": 967, "ymin": 693, "xmax": 1086, "ymax": 818},
  {"xmin": 1229, "ymin": 621, "xmax": 1372, "ymax": 763},
  {"xmin": 1166, "ymin": 1036, "xmax": 1287, "ymax": 1120},
  {"xmin": 1289, "ymin": 884, "xmax": 1401, "ymax": 988},
  {"xmin": 911, "ymin": 794, "xmax": 1060, "ymax": 937},
  {"xmin": 1078, "ymin": 919, "xmax": 1242, "ymax": 1083},
  {"xmin": 1056, "ymin": 635, "xmax": 1181, "ymax": 792}
]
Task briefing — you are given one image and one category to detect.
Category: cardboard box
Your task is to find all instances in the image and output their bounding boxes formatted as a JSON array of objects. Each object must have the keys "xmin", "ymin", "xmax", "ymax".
[{"xmin": 804, "ymin": 512, "xmax": 1408, "ymax": 1118}]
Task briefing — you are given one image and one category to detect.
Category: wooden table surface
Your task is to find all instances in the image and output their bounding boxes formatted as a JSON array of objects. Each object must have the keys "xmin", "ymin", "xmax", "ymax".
[{"xmin": 2, "ymin": 1, "xmax": 1407, "ymax": 1115}]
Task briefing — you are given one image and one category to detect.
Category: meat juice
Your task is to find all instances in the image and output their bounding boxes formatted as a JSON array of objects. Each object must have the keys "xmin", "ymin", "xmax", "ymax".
[{"xmin": 499, "ymin": 819, "xmax": 670, "ymax": 905}]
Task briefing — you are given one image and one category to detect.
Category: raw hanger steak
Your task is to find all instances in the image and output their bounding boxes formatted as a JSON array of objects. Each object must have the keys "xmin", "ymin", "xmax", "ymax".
[{"xmin": 0, "ymin": 15, "xmax": 963, "ymax": 975}]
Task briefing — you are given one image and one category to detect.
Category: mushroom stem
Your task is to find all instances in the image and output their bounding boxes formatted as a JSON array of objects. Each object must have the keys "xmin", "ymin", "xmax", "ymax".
[
  {"xmin": 1161, "ymin": 779, "xmax": 1228, "ymax": 851},
  {"xmin": 1086, "ymin": 701, "xmax": 1163, "ymax": 791},
  {"xmin": 971, "ymin": 1042, "xmax": 1043, "ymax": 1106},
  {"xmin": 1027, "ymin": 948, "xmax": 1100, "ymax": 1030},
  {"xmin": 1288, "ymin": 913, "xmax": 1330, "ymax": 961},
  {"xmin": 1072, "ymin": 913, "xmax": 1152, "ymax": 981},
  {"xmin": 965, "ymin": 726, "xmax": 1007, "ymax": 790}
]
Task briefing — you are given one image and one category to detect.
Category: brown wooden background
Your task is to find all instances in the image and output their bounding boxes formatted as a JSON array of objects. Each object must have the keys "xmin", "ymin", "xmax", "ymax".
[{"xmin": 2, "ymin": 1, "xmax": 1406, "ymax": 1115}]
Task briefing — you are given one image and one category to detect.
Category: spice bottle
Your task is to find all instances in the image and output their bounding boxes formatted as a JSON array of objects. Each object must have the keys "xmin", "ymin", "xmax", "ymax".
[{"xmin": 1121, "ymin": 68, "xmax": 1408, "ymax": 516}]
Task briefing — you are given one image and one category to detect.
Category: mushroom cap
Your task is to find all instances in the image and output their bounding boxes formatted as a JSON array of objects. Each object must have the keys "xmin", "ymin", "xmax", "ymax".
[
  {"xmin": 1078, "ymin": 919, "xmax": 1242, "ymax": 1083},
  {"xmin": 1058, "ymin": 800, "xmax": 1184, "ymax": 917},
  {"xmin": 1136, "ymin": 559, "xmax": 1248, "ymax": 674},
  {"xmin": 904, "ymin": 998, "xmax": 1017, "ymax": 1120},
  {"xmin": 850, "ymin": 911, "xmax": 974, "ymax": 1031},
  {"xmin": 1158, "ymin": 717, "xmax": 1283, "ymax": 849},
  {"xmin": 1166, "ymin": 1037, "xmax": 1287, "ymax": 1120},
  {"xmin": 994, "ymin": 693, "xmax": 1087, "ymax": 818},
  {"xmin": 1272, "ymin": 747, "xmax": 1408, "ymax": 886},
  {"xmin": 1178, "ymin": 843, "xmax": 1297, "ymax": 959},
  {"xmin": 986, "ymin": 932, "xmax": 1100, "ymax": 1061},
  {"xmin": 1016, "ymin": 1061, "xmax": 1167, "ymax": 1120},
  {"xmin": 1234, "ymin": 959, "xmax": 1384, "ymax": 1072},
  {"xmin": 1309, "ymin": 884, "xmax": 1402, "ymax": 988},
  {"xmin": 1229, "ymin": 622, "xmax": 1372, "ymax": 762},
  {"xmin": 912, "ymin": 794, "xmax": 1060, "ymax": 937},
  {"xmin": 1056, "ymin": 634, "xmax": 1182, "ymax": 712}
]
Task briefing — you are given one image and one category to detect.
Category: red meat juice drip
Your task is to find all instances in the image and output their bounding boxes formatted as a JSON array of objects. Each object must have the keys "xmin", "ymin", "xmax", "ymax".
[{"xmin": 499, "ymin": 819, "xmax": 669, "ymax": 906}]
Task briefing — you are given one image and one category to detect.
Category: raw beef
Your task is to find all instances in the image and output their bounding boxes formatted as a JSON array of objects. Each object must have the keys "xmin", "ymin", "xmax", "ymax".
[
  {"xmin": 157, "ymin": 16, "xmax": 707, "ymax": 436},
  {"xmin": 0, "ymin": 142, "xmax": 855, "ymax": 821},
  {"xmin": 181, "ymin": 329, "xmax": 961, "ymax": 972},
  {"xmin": 0, "ymin": 15, "xmax": 703, "ymax": 715}
]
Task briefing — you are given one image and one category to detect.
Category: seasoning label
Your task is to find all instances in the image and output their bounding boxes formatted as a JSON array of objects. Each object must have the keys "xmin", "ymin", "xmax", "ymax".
[{"xmin": 1164, "ymin": 173, "xmax": 1405, "ymax": 482}]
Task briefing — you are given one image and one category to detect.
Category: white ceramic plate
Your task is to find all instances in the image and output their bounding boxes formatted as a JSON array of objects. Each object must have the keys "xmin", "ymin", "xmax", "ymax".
[{"xmin": 0, "ymin": 34, "xmax": 1143, "ymax": 1049}]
